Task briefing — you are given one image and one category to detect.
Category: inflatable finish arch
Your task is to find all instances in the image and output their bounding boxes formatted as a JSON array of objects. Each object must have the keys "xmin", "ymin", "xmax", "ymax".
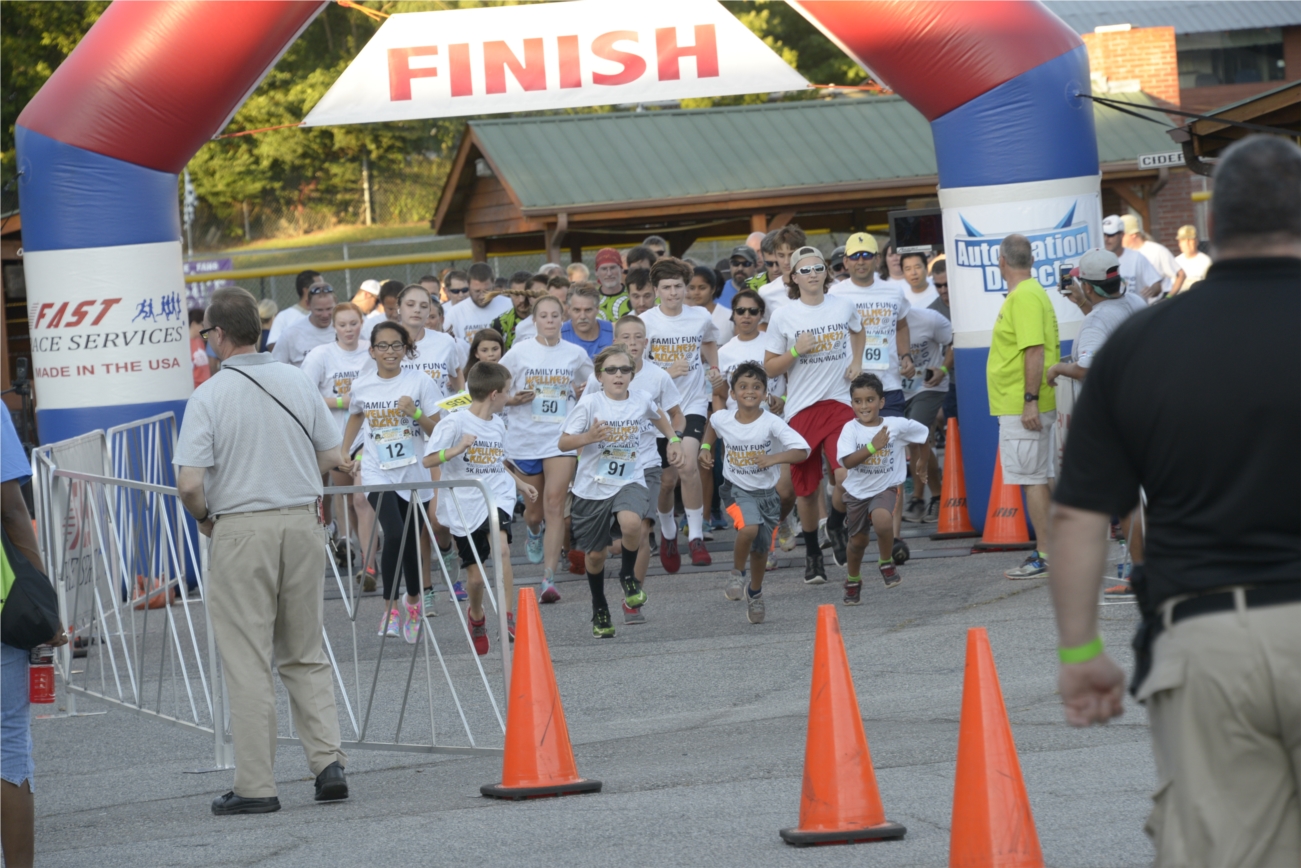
[
  {"xmin": 790, "ymin": 0, "xmax": 1100, "ymax": 528},
  {"xmin": 16, "ymin": 1, "xmax": 325, "ymax": 443}
]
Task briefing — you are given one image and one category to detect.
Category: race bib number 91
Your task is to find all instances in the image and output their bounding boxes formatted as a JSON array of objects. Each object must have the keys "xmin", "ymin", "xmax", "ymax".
[{"xmin": 595, "ymin": 446, "xmax": 636, "ymax": 483}]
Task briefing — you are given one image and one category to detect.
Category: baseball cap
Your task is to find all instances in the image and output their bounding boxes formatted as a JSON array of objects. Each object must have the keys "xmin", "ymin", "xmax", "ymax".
[
  {"xmin": 790, "ymin": 246, "xmax": 825, "ymax": 269},
  {"xmin": 844, "ymin": 232, "xmax": 879, "ymax": 256},
  {"xmin": 1176, "ymin": 225, "xmax": 1198, "ymax": 240},
  {"xmin": 830, "ymin": 245, "xmax": 846, "ymax": 267},
  {"xmin": 1101, "ymin": 215, "xmax": 1124, "ymax": 235},
  {"xmin": 594, "ymin": 248, "xmax": 622, "ymax": 269},
  {"xmin": 1070, "ymin": 248, "xmax": 1120, "ymax": 282},
  {"xmin": 1121, "ymin": 214, "xmax": 1141, "ymax": 235},
  {"xmin": 354, "ymin": 279, "xmax": 381, "ymax": 299},
  {"xmin": 729, "ymin": 245, "xmax": 758, "ymax": 265}
]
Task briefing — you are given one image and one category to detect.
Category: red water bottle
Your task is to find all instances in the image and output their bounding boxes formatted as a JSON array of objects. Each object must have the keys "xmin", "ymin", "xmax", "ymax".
[{"xmin": 28, "ymin": 645, "xmax": 55, "ymax": 704}]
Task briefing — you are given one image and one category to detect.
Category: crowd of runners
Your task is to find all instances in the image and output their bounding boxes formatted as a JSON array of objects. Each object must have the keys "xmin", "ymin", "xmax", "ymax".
[{"xmin": 234, "ymin": 217, "xmax": 1206, "ymax": 643}]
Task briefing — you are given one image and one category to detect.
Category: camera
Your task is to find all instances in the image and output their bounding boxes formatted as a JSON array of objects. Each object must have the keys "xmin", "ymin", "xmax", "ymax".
[{"xmin": 1058, "ymin": 264, "xmax": 1074, "ymax": 288}]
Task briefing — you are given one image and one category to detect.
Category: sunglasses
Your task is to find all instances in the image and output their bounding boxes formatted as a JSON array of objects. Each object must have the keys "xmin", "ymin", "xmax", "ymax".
[
  {"xmin": 933, "ymin": 281, "xmax": 949, "ymax": 289},
  {"xmin": 308, "ymin": 284, "xmax": 335, "ymax": 295},
  {"xmin": 732, "ymin": 306, "xmax": 761, "ymax": 316},
  {"xmin": 847, "ymin": 251, "xmax": 876, "ymax": 261},
  {"xmin": 795, "ymin": 264, "xmax": 826, "ymax": 275},
  {"xmin": 445, "ymin": 286, "xmax": 469, "ymax": 295},
  {"xmin": 199, "ymin": 325, "xmax": 218, "ymax": 341},
  {"xmin": 763, "ymin": 260, "xmax": 777, "ymax": 269},
  {"xmin": 729, "ymin": 258, "xmax": 753, "ymax": 268},
  {"xmin": 372, "ymin": 341, "xmax": 407, "ymax": 352},
  {"xmin": 601, "ymin": 365, "xmax": 635, "ymax": 375}
]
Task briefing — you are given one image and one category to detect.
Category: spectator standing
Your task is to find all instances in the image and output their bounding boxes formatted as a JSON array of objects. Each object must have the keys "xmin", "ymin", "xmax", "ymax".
[
  {"xmin": 445, "ymin": 263, "xmax": 512, "ymax": 344},
  {"xmin": 1049, "ymin": 135, "xmax": 1301, "ymax": 868},
  {"xmin": 175, "ymin": 287, "xmax": 348, "ymax": 815},
  {"xmin": 1122, "ymin": 214, "xmax": 1184, "ymax": 299},
  {"xmin": 1046, "ymin": 249, "xmax": 1147, "ymax": 387},
  {"xmin": 190, "ymin": 309, "xmax": 212, "ymax": 388},
  {"xmin": 986, "ymin": 234, "xmax": 1060, "ymax": 580},
  {"xmin": 1173, "ymin": 225, "xmax": 1212, "ymax": 292},
  {"xmin": 272, "ymin": 285, "xmax": 336, "ymax": 367},
  {"xmin": 1102, "ymin": 215, "xmax": 1163, "ymax": 301},
  {"xmin": 267, "ymin": 270, "xmax": 324, "ymax": 350},
  {"xmin": 593, "ymin": 248, "xmax": 631, "ymax": 322},
  {"xmin": 561, "ymin": 284, "xmax": 614, "ymax": 358}
]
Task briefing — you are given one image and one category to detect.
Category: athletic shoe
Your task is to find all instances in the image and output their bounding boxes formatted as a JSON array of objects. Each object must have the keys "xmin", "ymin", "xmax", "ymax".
[
  {"xmin": 360, "ymin": 566, "xmax": 377, "ymax": 593},
  {"xmin": 679, "ymin": 516, "xmax": 689, "ymax": 538},
  {"xmin": 924, "ymin": 497, "xmax": 941, "ymax": 523},
  {"xmin": 777, "ymin": 517, "xmax": 796, "ymax": 552},
  {"xmin": 702, "ymin": 527, "xmax": 715, "ymax": 542},
  {"xmin": 660, "ymin": 537, "xmax": 681, "ymax": 573},
  {"xmin": 843, "ymin": 579, "xmax": 863, "ymax": 605},
  {"xmin": 591, "ymin": 605, "xmax": 615, "ymax": 639},
  {"xmin": 766, "ymin": 548, "xmax": 779, "ymax": 572},
  {"xmin": 567, "ymin": 548, "xmax": 586, "ymax": 575},
  {"xmin": 1104, "ymin": 582, "xmax": 1134, "ymax": 598},
  {"xmin": 648, "ymin": 531, "xmax": 658, "ymax": 556},
  {"xmin": 619, "ymin": 574, "xmax": 647, "ymax": 608},
  {"xmin": 803, "ymin": 552, "xmax": 827, "ymax": 585},
  {"xmin": 622, "ymin": 601, "xmax": 646, "ymax": 625},
  {"xmin": 688, "ymin": 538, "xmax": 712, "ymax": 566},
  {"xmin": 467, "ymin": 613, "xmax": 489, "ymax": 655},
  {"xmin": 422, "ymin": 587, "xmax": 438, "ymax": 618},
  {"xmin": 826, "ymin": 522, "xmax": 848, "ymax": 568},
  {"xmin": 709, "ymin": 513, "xmax": 729, "ymax": 531},
  {"xmin": 452, "ymin": 580, "xmax": 468, "ymax": 602},
  {"xmin": 1005, "ymin": 554, "xmax": 1049, "ymax": 580},
  {"xmin": 403, "ymin": 600, "xmax": 422, "ymax": 644},
  {"xmin": 818, "ymin": 517, "xmax": 831, "ymax": 549},
  {"xmin": 440, "ymin": 545, "xmax": 461, "ymax": 586},
  {"xmin": 378, "ymin": 608, "xmax": 400, "ymax": 638},
  {"xmin": 724, "ymin": 570, "xmax": 745, "ymax": 601},
  {"xmin": 746, "ymin": 589, "xmax": 765, "ymax": 624},
  {"xmin": 880, "ymin": 562, "xmax": 901, "ymax": 589},
  {"xmin": 506, "ymin": 611, "xmax": 516, "ymax": 641},
  {"xmin": 526, "ymin": 525, "xmax": 544, "ymax": 564},
  {"xmin": 903, "ymin": 498, "xmax": 927, "ymax": 523},
  {"xmin": 892, "ymin": 538, "xmax": 910, "ymax": 565},
  {"xmin": 539, "ymin": 574, "xmax": 561, "ymax": 604}
]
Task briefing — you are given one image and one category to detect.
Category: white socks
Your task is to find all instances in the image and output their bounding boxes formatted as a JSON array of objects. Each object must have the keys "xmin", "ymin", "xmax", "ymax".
[
  {"xmin": 658, "ymin": 511, "xmax": 677, "ymax": 540},
  {"xmin": 686, "ymin": 507, "xmax": 704, "ymax": 542}
]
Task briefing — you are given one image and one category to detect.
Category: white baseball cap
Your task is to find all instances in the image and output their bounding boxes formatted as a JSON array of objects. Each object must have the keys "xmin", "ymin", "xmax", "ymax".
[
  {"xmin": 1101, "ymin": 215, "xmax": 1124, "ymax": 235},
  {"xmin": 1070, "ymin": 248, "xmax": 1120, "ymax": 283},
  {"xmin": 354, "ymin": 279, "xmax": 381, "ymax": 299}
]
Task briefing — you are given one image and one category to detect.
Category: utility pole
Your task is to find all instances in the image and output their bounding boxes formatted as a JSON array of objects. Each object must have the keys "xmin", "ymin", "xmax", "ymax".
[
  {"xmin": 361, "ymin": 149, "xmax": 373, "ymax": 226},
  {"xmin": 183, "ymin": 169, "xmax": 197, "ymax": 256},
  {"xmin": 242, "ymin": 200, "xmax": 252, "ymax": 240}
]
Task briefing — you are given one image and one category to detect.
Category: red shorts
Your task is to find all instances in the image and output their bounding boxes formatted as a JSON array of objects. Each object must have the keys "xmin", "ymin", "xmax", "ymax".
[{"xmin": 788, "ymin": 400, "xmax": 855, "ymax": 497}]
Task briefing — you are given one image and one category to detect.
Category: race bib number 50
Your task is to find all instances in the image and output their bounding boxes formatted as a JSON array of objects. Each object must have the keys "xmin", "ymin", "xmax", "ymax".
[{"xmin": 531, "ymin": 383, "xmax": 568, "ymax": 423}]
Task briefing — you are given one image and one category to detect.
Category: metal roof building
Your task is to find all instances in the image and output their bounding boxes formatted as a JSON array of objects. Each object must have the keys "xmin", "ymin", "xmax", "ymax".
[
  {"xmin": 1042, "ymin": 1, "xmax": 1301, "ymax": 35},
  {"xmin": 433, "ymin": 94, "xmax": 1181, "ymax": 261}
]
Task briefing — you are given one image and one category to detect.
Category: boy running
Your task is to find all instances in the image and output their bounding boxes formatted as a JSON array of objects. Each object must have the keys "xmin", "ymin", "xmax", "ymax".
[
  {"xmin": 836, "ymin": 374, "xmax": 932, "ymax": 602},
  {"xmin": 559, "ymin": 344, "xmax": 684, "ymax": 638},
  {"xmin": 700, "ymin": 363, "xmax": 809, "ymax": 624},
  {"xmin": 423, "ymin": 363, "xmax": 537, "ymax": 653}
]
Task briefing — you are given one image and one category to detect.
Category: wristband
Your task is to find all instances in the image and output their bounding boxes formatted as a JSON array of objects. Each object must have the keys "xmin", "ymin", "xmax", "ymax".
[
  {"xmin": 195, "ymin": 510, "xmax": 210, "ymax": 524},
  {"xmin": 336, "ymin": 396, "xmax": 344, "ymax": 409},
  {"xmin": 901, "ymin": 353, "xmax": 912, "ymax": 360},
  {"xmin": 790, "ymin": 347, "xmax": 800, "ymax": 358},
  {"xmin": 439, "ymin": 449, "xmax": 447, "ymax": 465},
  {"xmin": 413, "ymin": 408, "xmax": 423, "ymax": 420},
  {"xmin": 865, "ymin": 444, "xmax": 877, "ymax": 456},
  {"xmin": 940, "ymin": 365, "xmax": 949, "ymax": 375},
  {"xmin": 669, "ymin": 436, "xmax": 681, "ymax": 444},
  {"xmin": 699, "ymin": 443, "xmax": 711, "ymax": 451},
  {"xmin": 1058, "ymin": 636, "xmax": 1104, "ymax": 664}
]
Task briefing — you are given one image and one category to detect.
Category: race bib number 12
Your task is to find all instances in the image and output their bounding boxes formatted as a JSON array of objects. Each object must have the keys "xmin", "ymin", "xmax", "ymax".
[{"xmin": 375, "ymin": 425, "xmax": 417, "ymax": 470}]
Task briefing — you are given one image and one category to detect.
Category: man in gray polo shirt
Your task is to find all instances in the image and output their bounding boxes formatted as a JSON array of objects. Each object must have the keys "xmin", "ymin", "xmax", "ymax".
[{"xmin": 176, "ymin": 287, "xmax": 349, "ymax": 815}]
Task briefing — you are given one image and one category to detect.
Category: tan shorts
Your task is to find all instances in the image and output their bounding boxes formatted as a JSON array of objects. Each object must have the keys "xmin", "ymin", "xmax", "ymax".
[
  {"xmin": 998, "ymin": 411, "xmax": 1057, "ymax": 485},
  {"xmin": 844, "ymin": 489, "xmax": 898, "ymax": 538}
]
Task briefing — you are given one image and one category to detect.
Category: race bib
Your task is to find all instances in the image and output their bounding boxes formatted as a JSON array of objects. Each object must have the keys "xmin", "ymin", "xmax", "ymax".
[
  {"xmin": 595, "ymin": 446, "xmax": 636, "ymax": 484},
  {"xmin": 862, "ymin": 334, "xmax": 890, "ymax": 370},
  {"xmin": 900, "ymin": 375, "xmax": 917, "ymax": 393},
  {"xmin": 530, "ymin": 383, "xmax": 568, "ymax": 423},
  {"xmin": 375, "ymin": 425, "xmax": 417, "ymax": 470}
]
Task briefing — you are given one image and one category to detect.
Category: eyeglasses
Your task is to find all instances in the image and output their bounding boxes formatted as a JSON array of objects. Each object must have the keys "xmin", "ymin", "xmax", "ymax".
[
  {"xmin": 445, "ymin": 286, "xmax": 469, "ymax": 295},
  {"xmin": 309, "ymin": 284, "xmax": 335, "ymax": 295},
  {"xmin": 847, "ymin": 252, "xmax": 876, "ymax": 261},
  {"xmin": 372, "ymin": 341, "xmax": 406, "ymax": 352},
  {"xmin": 732, "ymin": 306, "xmax": 761, "ymax": 316},
  {"xmin": 795, "ymin": 264, "xmax": 826, "ymax": 275},
  {"xmin": 199, "ymin": 326, "xmax": 218, "ymax": 341},
  {"xmin": 601, "ymin": 365, "xmax": 635, "ymax": 375},
  {"xmin": 763, "ymin": 260, "xmax": 777, "ymax": 269}
]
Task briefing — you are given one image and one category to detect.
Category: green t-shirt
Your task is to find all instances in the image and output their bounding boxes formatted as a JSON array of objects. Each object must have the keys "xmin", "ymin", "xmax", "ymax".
[
  {"xmin": 987, "ymin": 278, "xmax": 1059, "ymax": 416},
  {"xmin": 599, "ymin": 291, "xmax": 632, "ymax": 323}
]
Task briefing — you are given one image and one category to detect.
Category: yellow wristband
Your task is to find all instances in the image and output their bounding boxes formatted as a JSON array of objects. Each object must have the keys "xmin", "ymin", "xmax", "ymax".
[
  {"xmin": 413, "ymin": 408, "xmax": 423, "ymax": 420},
  {"xmin": 336, "ymin": 396, "xmax": 344, "ymax": 409},
  {"xmin": 866, "ymin": 444, "xmax": 877, "ymax": 455},
  {"xmin": 700, "ymin": 443, "xmax": 711, "ymax": 451},
  {"xmin": 940, "ymin": 365, "xmax": 949, "ymax": 375},
  {"xmin": 790, "ymin": 347, "xmax": 799, "ymax": 358},
  {"xmin": 439, "ymin": 449, "xmax": 447, "ymax": 465},
  {"xmin": 669, "ymin": 436, "xmax": 681, "ymax": 444},
  {"xmin": 1058, "ymin": 636, "xmax": 1104, "ymax": 664}
]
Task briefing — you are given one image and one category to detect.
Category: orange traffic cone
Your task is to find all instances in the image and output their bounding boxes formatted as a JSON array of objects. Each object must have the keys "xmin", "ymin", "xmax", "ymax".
[
  {"xmin": 971, "ymin": 450, "xmax": 1035, "ymax": 551},
  {"xmin": 481, "ymin": 589, "xmax": 602, "ymax": 800},
  {"xmin": 932, "ymin": 418, "xmax": 978, "ymax": 540},
  {"xmin": 950, "ymin": 628, "xmax": 1043, "ymax": 867},
  {"xmin": 132, "ymin": 575, "xmax": 176, "ymax": 610},
  {"xmin": 780, "ymin": 605, "xmax": 906, "ymax": 846}
]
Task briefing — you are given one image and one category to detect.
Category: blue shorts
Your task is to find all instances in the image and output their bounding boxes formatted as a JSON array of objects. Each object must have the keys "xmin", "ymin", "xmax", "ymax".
[
  {"xmin": 1, "ymin": 642, "xmax": 34, "ymax": 790},
  {"xmin": 514, "ymin": 459, "xmax": 544, "ymax": 477},
  {"xmin": 881, "ymin": 389, "xmax": 906, "ymax": 418}
]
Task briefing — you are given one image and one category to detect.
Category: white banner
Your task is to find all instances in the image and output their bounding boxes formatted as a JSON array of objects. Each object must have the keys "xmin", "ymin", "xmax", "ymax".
[{"xmin": 303, "ymin": 0, "xmax": 808, "ymax": 126}]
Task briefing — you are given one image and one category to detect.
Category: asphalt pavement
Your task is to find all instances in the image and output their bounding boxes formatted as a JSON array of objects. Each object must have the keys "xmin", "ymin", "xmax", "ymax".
[{"xmin": 31, "ymin": 521, "xmax": 1154, "ymax": 867}]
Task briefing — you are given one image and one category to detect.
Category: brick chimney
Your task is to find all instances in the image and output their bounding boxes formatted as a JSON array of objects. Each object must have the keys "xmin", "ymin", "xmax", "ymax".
[{"xmin": 1081, "ymin": 25, "xmax": 1180, "ymax": 108}]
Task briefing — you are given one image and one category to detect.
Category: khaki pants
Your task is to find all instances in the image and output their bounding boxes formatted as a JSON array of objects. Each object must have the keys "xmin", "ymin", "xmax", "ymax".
[
  {"xmin": 207, "ymin": 506, "xmax": 345, "ymax": 798},
  {"xmin": 1139, "ymin": 600, "xmax": 1300, "ymax": 867}
]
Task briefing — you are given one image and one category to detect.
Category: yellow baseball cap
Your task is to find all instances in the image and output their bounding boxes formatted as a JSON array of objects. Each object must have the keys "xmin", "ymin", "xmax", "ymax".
[
  {"xmin": 1121, "ymin": 214, "xmax": 1141, "ymax": 235},
  {"xmin": 844, "ymin": 233, "xmax": 879, "ymax": 256},
  {"xmin": 1176, "ymin": 225, "xmax": 1197, "ymax": 240}
]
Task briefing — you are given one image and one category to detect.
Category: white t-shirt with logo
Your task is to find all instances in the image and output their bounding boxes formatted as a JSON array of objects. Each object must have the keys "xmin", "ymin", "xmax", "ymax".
[
  {"xmin": 444, "ymin": 296, "xmax": 513, "ymax": 344},
  {"xmin": 903, "ymin": 281, "xmax": 939, "ymax": 311},
  {"xmin": 830, "ymin": 278, "xmax": 911, "ymax": 392},
  {"xmin": 717, "ymin": 334, "xmax": 784, "ymax": 412},
  {"xmin": 585, "ymin": 363, "xmax": 680, "ymax": 472},
  {"xmin": 1139, "ymin": 240, "xmax": 1181, "ymax": 295},
  {"xmin": 301, "ymin": 341, "xmax": 372, "ymax": 435},
  {"xmin": 349, "ymin": 369, "xmax": 441, "ymax": 501},
  {"xmin": 1073, "ymin": 292, "xmax": 1147, "ymax": 369},
  {"xmin": 402, "ymin": 329, "xmax": 461, "ymax": 403},
  {"xmin": 639, "ymin": 305, "xmax": 719, "ymax": 417},
  {"xmin": 562, "ymin": 390, "xmax": 661, "ymax": 501},
  {"xmin": 1175, "ymin": 251, "xmax": 1212, "ymax": 289},
  {"xmin": 901, "ymin": 307, "xmax": 953, "ymax": 397},
  {"xmin": 763, "ymin": 294, "xmax": 863, "ymax": 420},
  {"xmin": 271, "ymin": 317, "xmax": 335, "ymax": 368},
  {"xmin": 267, "ymin": 304, "xmax": 308, "ymax": 347},
  {"xmin": 757, "ymin": 276, "xmax": 791, "ymax": 324},
  {"xmin": 708, "ymin": 408, "xmax": 809, "ymax": 491},
  {"xmin": 425, "ymin": 411, "xmax": 515, "ymax": 536},
  {"xmin": 836, "ymin": 417, "xmax": 931, "ymax": 500},
  {"xmin": 500, "ymin": 337, "xmax": 594, "ymax": 460},
  {"xmin": 1118, "ymin": 248, "xmax": 1162, "ymax": 301}
]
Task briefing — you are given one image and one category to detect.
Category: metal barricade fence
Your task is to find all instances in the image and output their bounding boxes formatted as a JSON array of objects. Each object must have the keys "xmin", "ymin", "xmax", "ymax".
[{"xmin": 40, "ymin": 465, "xmax": 511, "ymax": 769}]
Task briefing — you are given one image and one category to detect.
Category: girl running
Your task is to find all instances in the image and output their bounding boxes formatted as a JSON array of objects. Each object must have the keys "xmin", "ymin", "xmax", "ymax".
[
  {"xmin": 559, "ymin": 344, "xmax": 683, "ymax": 638},
  {"xmin": 499, "ymin": 294, "xmax": 593, "ymax": 604},
  {"xmin": 465, "ymin": 328, "xmax": 504, "ymax": 381},
  {"xmin": 341, "ymin": 322, "xmax": 440, "ymax": 643}
]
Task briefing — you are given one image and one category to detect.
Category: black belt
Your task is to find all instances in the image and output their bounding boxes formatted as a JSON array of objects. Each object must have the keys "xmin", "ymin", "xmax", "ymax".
[{"xmin": 1165, "ymin": 582, "xmax": 1300, "ymax": 627}]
